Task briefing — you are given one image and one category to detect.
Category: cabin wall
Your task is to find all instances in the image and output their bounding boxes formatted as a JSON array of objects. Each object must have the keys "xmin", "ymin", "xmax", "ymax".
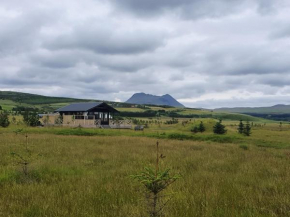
[
  {"xmin": 40, "ymin": 115, "xmax": 58, "ymax": 125},
  {"xmin": 63, "ymin": 115, "xmax": 96, "ymax": 127}
]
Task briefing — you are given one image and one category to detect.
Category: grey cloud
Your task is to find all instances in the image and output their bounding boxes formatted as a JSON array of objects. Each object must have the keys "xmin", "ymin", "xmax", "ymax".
[
  {"xmin": 270, "ymin": 26, "xmax": 290, "ymax": 39},
  {"xmin": 1, "ymin": 0, "xmax": 290, "ymax": 108},
  {"xmin": 202, "ymin": 44, "xmax": 290, "ymax": 75},
  {"xmin": 108, "ymin": 0, "xmax": 287, "ymax": 19},
  {"xmin": 0, "ymin": 8, "xmax": 61, "ymax": 54},
  {"xmin": 256, "ymin": 75, "xmax": 290, "ymax": 87},
  {"xmin": 44, "ymin": 23, "xmax": 166, "ymax": 55},
  {"xmin": 109, "ymin": 0, "xmax": 246, "ymax": 18},
  {"xmin": 187, "ymin": 95, "xmax": 290, "ymax": 109}
]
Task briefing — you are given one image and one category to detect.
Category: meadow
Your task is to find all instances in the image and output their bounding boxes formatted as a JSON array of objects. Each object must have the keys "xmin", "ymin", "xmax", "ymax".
[{"xmin": 1, "ymin": 117, "xmax": 290, "ymax": 217}]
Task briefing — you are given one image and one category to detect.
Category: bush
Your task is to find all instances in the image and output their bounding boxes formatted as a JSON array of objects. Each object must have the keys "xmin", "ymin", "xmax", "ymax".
[
  {"xmin": 54, "ymin": 115, "xmax": 63, "ymax": 125},
  {"xmin": 0, "ymin": 111, "xmax": 10, "ymax": 127},
  {"xmin": 56, "ymin": 129, "xmax": 97, "ymax": 136},
  {"xmin": 191, "ymin": 126, "xmax": 199, "ymax": 133},
  {"xmin": 239, "ymin": 144, "xmax": 249, "ymax": 150},
  {"xmin": 23, "ymin": 111, "xmax": 40, "ymax": 126},
  {"xmin": 168, "ymin": 133, "xmax": 190, "ymax": 140}
]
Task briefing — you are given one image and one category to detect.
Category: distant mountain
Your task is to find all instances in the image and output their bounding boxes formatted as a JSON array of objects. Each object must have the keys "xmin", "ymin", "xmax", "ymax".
[
  {"xmin": 214, "ymin": 104, "xmax": 290, "ymax": 114},
  {"xmin": 126, "ymin": 93, "xmax": 185, "ymax": 108}
]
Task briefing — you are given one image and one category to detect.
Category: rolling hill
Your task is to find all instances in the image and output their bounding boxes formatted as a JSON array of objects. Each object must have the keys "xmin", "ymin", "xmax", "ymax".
[{"xmin": 215, "ymin": 104, "xmax": 290, "ymax": 114}]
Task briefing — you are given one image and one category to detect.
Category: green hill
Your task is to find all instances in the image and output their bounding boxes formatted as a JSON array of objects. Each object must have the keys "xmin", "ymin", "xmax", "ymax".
[
  {"xmin": 0, "ymin": 91, "xmax": 89, "ymax": 105},
  {"xmin": 215, "ymin": 104, "xmax": 290, "ymax": 114}
]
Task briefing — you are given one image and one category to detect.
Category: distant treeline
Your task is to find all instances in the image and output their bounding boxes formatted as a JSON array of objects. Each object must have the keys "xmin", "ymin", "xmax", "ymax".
[
  {"xmin": 119, "ymin": 110, "xmax": 257, "ymax": 121},
  {"xmin": 244, "ymin": 113, "xmax": 290, "ymax": 121}
]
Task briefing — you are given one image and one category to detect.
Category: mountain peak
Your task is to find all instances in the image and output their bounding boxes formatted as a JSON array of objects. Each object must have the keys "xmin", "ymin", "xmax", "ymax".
[{"xmin": 126, "ymin": 93, "xmax": 185, "ymax": 108}]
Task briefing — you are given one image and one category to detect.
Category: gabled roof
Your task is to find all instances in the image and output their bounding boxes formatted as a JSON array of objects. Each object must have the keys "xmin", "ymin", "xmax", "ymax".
[
  {"xmin": 55, "ymin": 102, "xmax": 119, "ymax": 113},
  {"xmin": 55, "ymin": 102, "xmax": 102, "ymax": 112}
]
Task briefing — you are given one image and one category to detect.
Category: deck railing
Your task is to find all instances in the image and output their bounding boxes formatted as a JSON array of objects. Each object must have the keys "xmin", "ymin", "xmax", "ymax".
[{"xmin": 61, "ymin": 115, "xmax": 132, "ymax": 129}]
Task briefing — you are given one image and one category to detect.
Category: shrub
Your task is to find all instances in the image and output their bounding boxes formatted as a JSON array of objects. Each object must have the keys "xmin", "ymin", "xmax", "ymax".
[
  {"xmin": 0, "ymin": 111, "xmax": 10, "ymax": 127},
  {"xmin": 168, "ymin": 133, "xmax": 190, "ymax": 140},
  {"xmin": 54, "ymin": 115, "xmax": 63, "ymax": 125},
  {"xmin": 239, "ymin": 144, "xmax": 249, "ymax": 150},
  {"xmin": 191, "ymin": 126, "xmax": 199, "ymax": 133},
  {"xmin": 23, "ymin": 111, "xmax": 40, "ymax": 126}
]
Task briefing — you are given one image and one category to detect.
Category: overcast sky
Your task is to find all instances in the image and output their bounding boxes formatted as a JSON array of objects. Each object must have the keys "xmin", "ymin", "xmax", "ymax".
[{"xmin": 1, "ymin": 0, "xmax": 290, "ymax": 108}]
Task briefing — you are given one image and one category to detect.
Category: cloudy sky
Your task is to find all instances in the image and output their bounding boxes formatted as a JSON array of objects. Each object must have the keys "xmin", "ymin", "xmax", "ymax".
[{"xmin": 1, "ymin": 0, "xmax": 290, "ymax": 108}]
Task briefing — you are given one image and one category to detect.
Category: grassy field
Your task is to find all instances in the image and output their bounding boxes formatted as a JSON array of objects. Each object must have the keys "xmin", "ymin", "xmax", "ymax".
[{"xmin": 1, "ymin": 117, "xmax": 290, "ymax": 217}]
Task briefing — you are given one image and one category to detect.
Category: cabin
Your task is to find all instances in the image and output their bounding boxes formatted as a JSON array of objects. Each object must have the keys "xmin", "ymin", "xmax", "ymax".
[
  {"xmin": 56, "ymin": 102, "xmax": 118, "ymax": 125},
  {"xmin": 40, "ymin": 102, "xmax": 131, "ymax": 129}
]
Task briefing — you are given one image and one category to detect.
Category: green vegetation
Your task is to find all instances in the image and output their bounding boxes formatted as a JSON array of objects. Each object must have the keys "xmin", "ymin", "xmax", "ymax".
[
  {"xmin": 0, "ymin": 111, "xmax": 10, "ymax": 127},
  {"xmin": 243, "ymin": 121, "xmax": 252, "ymax": 136},
  {"xmin": 213, "ymin": 120, "xmax": 227, "ymax": 134},
  {"xmin": 238, "ymin": 120, "xmax": 244, "ymax": 134},
  {"xmin": 191, "ymin": 121, "xmax": 206, "ymax": 133},
  {"xmin": 238, "ymin": 120, "xmax": 252, "ymax": 136},
  {"xmin": 0, "ymin": 91, "xmax": 88, "ymax": 105},
  {"xmin": 1, "ymin": 126, "xmax": 290, "ymax": 216},
  {"xmin": 198, "ymin": 121, "xmax": 205, "ymax": 132},
  {"xmin": 131, "ymin": 142, "xmax": 180, "ymax": 217},
  {"xmin": 1, "ymin": 92, "xmax": 290, "ymax": 216},
  {"xmin": 23, "ymin": 112, "xmax": 40, "ymax": 127}
]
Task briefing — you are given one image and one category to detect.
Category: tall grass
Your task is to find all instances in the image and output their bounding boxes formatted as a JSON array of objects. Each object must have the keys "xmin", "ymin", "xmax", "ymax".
[{"xmin": 0, "ymin": 133, "xmax": 289, "ymax": 216}]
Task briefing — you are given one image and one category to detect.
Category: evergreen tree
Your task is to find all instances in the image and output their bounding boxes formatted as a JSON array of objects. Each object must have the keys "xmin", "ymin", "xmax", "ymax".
[
  {"xmin": 0, "ymin": 105, "xmax": 2, "ymax": 110},
  {"xmin": 243, "ymin": 121, "xmax": 251, "ymax": 136},
  {"xmin": 238, "ymin": 120, "xmax": 244, "ymax": 134},
  {"xmin": 0, "ymin": 111, "xmax": 10, "ymax": 127},
  {"xmin": 199, "ymin": 121, "xmax": 206, "ymax": 132},
  {"xmin": 213, "ymin": 120, "xmax": 227, "ymax": 134}
]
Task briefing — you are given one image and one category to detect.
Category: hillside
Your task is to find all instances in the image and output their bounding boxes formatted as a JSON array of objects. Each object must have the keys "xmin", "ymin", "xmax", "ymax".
[
  {"xmin": 0, "ymin": 91, "xmax": 89, "ymax": 105},
  {"xmin": 215, "ymin": 104, "xmax": 290, "ymax": 114},
  {"xmin": 126, "ymin": 93, "xmax": 185, "ymax": 108}
]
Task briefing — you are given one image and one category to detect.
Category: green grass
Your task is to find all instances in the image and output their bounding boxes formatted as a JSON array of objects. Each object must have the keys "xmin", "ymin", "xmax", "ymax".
[
  {"xmin": 0, "ymin": 99, "xmax": 34, "ymax": 110},
  {"xmin": 1, "ymin": 117, "xmax": 290, "ymax": 216},
  {"xmin": 0, "ymin": 132, "xmax": 290, "ymax": 217}
]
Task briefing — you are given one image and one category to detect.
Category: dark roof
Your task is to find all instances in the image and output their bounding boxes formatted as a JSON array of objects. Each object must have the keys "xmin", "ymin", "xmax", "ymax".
[{"xmin": 55, "ymin": 102, "xmax": 103, "ymax": 112}]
